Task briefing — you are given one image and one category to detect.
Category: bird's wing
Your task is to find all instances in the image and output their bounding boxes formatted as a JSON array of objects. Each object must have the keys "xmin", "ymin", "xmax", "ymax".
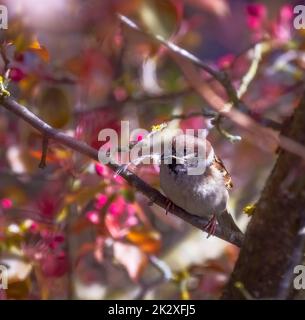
[{"xmin": 212, "ymin": 155, "xmax": 233, "ymax": 190}]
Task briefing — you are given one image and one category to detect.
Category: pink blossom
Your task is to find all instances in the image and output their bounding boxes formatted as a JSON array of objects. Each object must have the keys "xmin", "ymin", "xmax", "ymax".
[
  {"xmin": 37, "ymin": 196, "xmax": 60, "ymax": 218},
  {"xmin": 109, "ymin": 197, "xmax": 125, "ymax": 217},
  {"xmin": 95, "ymin": 194, "xmax": 108, "ymax": 209},
  {"xmin": 29, "ymin": 221, "xmax": 39, "ymax": 232},
  {"xmin": 106, "ymin": 201, "xmax": 139, "ymax": 238},
  {"xmin": 126, "ymin": 204, "xmax": 138, "ymax": 227},
  {"xmin": 272, "ymin": 5, "xmax": 293, "ymax": 42},
  {"xmin": 137, "ymin": 134, "xmax": 143, "ymax": 142},
  {"xmin": 125, "ymin": 215, "xmax": 138, "ymax": 228},
  {"xmin": 86, "ymin": 211, "xmax": 100, "ymax": 224},
  {"xmin": 246, "ymin": 4, "xmax": 293, "ymax": 42},
  {"xmin": 280, "ymin": 5, "xmax": 293, "ymax": 22},
  {"xmin": 246, "ymin": 4, "xmax": 267, "ymax": 30},
  {"xmin": 9, "ymin": 68, "xmax": 26, "ymax": 82},
  {"xmin": 95, "ymin": 162, "xmax": 105, "ymax": 176},
  {"xmin": 0, "ymin": 198, "xmax": 13, "ymax": 209},
  {"xmin": 272, "ymin": 24, "xmax": 291, "ymax": 42},
  {"xmin": 217, "ymin": 54, "xmax": 235, "ymax": 69}
]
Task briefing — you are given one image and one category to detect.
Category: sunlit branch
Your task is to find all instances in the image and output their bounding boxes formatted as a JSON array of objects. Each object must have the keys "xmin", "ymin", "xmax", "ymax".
[
  {"xmin": 0, "ymin": 97, "xmax": 244, "ymax": 247},
  {"xmin": 238, "ymin": 42, "xmax": 263, "ymax": 99},
  {"xmin": 222, "ymin": 42, "xmax": 264, "ymax": 113},
  {"xmin": 118, "ymin": 14, "xmax": 305, "ymax": 161},
  {"xmin": 118, "ymin": 14, "xmax": 239, "ymax": 106}
]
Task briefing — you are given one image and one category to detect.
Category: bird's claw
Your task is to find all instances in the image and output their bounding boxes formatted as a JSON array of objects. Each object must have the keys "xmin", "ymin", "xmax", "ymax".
[
  {"xmin": 204, "ymin": 214, "xmax": 217, "ymax": 238},
  {"xmin": 165, "ymin": 199, "xmax": 173, "ymax": 215}
]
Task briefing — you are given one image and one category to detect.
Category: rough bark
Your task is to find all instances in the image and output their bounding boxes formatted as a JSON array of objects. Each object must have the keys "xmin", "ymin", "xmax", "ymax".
[{"xmin": 222, "ymin": 92, "xmax": 305, "ymax": 299}]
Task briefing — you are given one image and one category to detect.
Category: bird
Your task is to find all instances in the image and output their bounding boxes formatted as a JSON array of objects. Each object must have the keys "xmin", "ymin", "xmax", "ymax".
[{"xmin": 159, "ymin": 134, "xmax": 234, "ymax": 237}]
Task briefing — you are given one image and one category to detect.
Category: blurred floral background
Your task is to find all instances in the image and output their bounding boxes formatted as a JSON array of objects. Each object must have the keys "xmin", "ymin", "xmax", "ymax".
[{"xmin": 0, "ymin": 0, "xmax": 304, "ymax": 299}]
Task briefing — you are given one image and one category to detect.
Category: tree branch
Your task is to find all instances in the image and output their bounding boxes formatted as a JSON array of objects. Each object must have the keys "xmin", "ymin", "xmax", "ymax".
[
  {"xmin": 75, "ymin": 90, "xmax": 283, "ymax": 133},
  {"xmin": 118, "ymin": 14, "xmax": 238, "ymax": 103},
  {"xmin": 119, "ymin": 14, "xmax": 305, "ymax": 162},
  {"xmin": 0, "ymin": 96, "xmax": 244, "ymax": 247},
  {"xmin": 222, "ymin": 92, "xmax": 305, "ymax": 299},
  {"xmin": 74, "ymin": 89, "xmax": 192, "ymax": 116}
]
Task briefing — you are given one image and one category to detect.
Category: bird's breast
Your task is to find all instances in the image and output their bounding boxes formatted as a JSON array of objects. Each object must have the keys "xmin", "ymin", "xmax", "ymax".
[{"xmin": 160, "ymin": 164, "xmax": 228, "ymax": 218}]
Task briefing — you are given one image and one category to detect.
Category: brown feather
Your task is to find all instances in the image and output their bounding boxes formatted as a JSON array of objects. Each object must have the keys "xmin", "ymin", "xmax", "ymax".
[{"xmin": 212, "ymin": 155, "xmax": 233, "ymax": 190}]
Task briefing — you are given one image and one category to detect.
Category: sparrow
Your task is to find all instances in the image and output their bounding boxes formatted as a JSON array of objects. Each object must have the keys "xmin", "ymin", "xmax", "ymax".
[{"xmin": 159, "ymin": 134, "xmax": 234, "ymax": 237}]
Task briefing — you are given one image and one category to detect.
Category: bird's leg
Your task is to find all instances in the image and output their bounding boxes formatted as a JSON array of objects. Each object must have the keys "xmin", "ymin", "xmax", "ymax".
[
  {"xmin": 165, "ymin": 198, "xmax": 173, "ymax": 215},
  {"xmin": 204, "ymin": 214, "xmax": 217, "ymax": 238}
]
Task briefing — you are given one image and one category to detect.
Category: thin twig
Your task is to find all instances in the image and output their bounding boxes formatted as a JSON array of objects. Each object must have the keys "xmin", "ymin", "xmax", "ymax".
[
  {"xmin": 213, "ymin": 115, "xmax": 242, "ymax": 143},
  {"xmin": 74, "ymin": 89, "xmax": 192, "ymax": 116},
  {"xmin": 0, "ymin": 45, "xmax": 10, "ymax": 73},
  {"xmin": 118, "ymin": 14, "xmax": 305, "ymax": 160},
  {"xmin": 118, "ymin": 14, "xmax": 239, "ymax": 105},
  {"xmin": 237, "ymin": 42, "xmax": 263, "ymax": 99},
  {"xmin": 229, "ymin": 38, "xmax": 267, "ymax": 69},
  {"xmin": 222, "ymin": 42, "xmax": 264, "ymax": 113},
  {"xmin": 214, "ymin": 42, "xmax": 263, "ymax": 141},
  {"xmin": 149, "ymin": 255, "xmax": 173, "ymax": 281},
  {"xmin": 166, "ymin": 110, "xmax": 215, "ymax": 121},
  {"xmin": 135, "ymin": 255, "xmax": 174, "ymax": 299},
  {"xmin": 38, "ymin": 135, "xmax": 49, "ymax": 169}
]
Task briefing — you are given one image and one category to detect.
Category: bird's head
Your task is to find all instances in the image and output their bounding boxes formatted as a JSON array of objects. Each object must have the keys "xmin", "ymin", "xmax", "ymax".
[{"xmin": 161, "ymin": 134, "xmax": 214, "ymax": 175}]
